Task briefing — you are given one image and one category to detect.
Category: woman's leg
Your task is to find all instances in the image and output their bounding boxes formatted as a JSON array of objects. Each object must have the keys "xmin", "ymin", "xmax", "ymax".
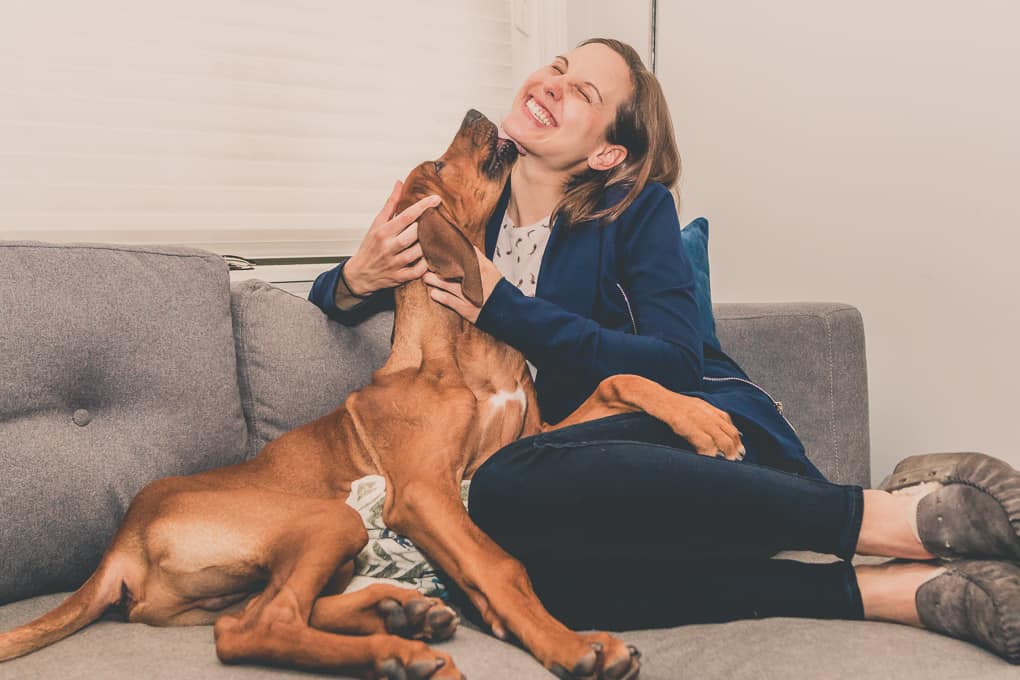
[
  {"xmin": 465, "ymin": 413, "xmax": 1020, "ymax": 662},
  {"xmin": 520, "ymin": 555, "xmax": 866, "ymax": 630},
  {"xmin": 469, "ymin": 413, "xmax": 868, "ymax": 563},
  {"xmin": 464, "ymin": 412, "xmax": 870, "ymax": 628}
]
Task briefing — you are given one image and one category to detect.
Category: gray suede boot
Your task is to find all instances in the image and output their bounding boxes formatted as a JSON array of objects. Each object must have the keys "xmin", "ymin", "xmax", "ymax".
[
  {"xmin": 915, "ymin": 560, "xmax": 1020, "ymax": 664},
  {"xmin": 879, "ymin": 452, "xmax": 1020, "ymax": 561}
]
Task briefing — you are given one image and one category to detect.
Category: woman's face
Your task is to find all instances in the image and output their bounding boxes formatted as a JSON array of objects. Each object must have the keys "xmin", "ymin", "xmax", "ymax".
[{"xmin": 501, "ymin": 42, "xmax": 632, "ymax": 174}]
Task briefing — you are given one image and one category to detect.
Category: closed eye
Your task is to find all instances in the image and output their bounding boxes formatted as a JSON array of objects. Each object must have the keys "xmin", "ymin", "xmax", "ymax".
[
  {"xmin": 550, "ymin": 63, "xmax": 592, "ymax": 103},
  {"xmin": 434, "ymin": 161, "xmax": 445, "ymax": 173}
]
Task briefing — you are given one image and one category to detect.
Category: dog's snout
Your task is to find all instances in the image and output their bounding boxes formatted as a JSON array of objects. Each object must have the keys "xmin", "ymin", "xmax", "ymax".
[{"xmin": 462, "ymin": 109, "xmax": 484, "ymax": 126}]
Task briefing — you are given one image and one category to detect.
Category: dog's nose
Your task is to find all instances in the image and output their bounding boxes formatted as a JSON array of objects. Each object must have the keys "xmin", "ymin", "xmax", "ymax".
[{"xmin": 462, "ymin": 109, "xmax": 484, "ymax": 126}]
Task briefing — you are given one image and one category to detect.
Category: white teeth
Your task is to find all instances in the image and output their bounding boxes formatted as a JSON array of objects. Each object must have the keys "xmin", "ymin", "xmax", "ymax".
[{"xmin": 525, "ymin": 97, "xmax": 554, "ymax": 127}]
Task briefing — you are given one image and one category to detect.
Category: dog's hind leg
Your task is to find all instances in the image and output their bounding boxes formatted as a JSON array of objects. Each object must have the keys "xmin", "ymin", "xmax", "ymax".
[
  {"xmin": 310, "ymin": 584, "xmax": 459, "ymax": 641},
  {"xmin": 207, "ymin": 498, "xmax": 463, "ymax": 678}
]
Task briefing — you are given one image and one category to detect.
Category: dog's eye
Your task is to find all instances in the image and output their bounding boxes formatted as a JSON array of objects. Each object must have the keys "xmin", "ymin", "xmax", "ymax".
[{"xmin": 433, "ymin": 161, "xmax": 444, "ymax": 173}]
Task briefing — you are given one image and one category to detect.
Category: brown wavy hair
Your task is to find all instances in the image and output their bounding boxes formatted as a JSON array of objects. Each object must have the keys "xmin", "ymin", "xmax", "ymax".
[{"xmin": 554, "ymin": 38, "xmax": 681, "ymax": 226}]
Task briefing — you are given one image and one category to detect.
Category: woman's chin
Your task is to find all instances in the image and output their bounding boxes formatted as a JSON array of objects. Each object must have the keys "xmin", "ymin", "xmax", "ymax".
[{"xmin": 499, "ymin": 120, "xmax": 531, "ymax": 155}]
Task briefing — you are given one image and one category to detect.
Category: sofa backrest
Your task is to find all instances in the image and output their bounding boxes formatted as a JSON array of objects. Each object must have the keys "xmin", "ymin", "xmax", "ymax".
[
  {"xmin": 0, "ymin": 242, "xmax": 249, "ymax": 605},
  {"xmin": 715, "ymin": 302, "xmax": 870, "ymax": 486},
  {"xmin": 230, "ymin": 284, "xmax": 871, "ymax": 487}
]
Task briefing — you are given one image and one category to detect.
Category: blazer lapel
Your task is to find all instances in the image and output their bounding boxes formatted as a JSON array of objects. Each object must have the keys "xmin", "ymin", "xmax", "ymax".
[
  {"xmin": 535, "ymin": 213, "xmax": 600, "ymax": 320},
  {"xmin": 484, "ymin": 180, "xmax": 512, "ymax": 258}
]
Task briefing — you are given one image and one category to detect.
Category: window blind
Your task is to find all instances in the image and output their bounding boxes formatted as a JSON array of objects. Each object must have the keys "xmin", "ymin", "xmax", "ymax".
[{"xmin": 0, "ymin": 0, "xmax": 514, "ymax": 258}]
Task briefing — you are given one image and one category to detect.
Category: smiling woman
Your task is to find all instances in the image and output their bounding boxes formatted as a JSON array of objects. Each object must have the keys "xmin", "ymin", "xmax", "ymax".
[
  {"xmin": 501, "ymin": 39, "xmax": 681, "ymax": 226},
  {"xmin": 309, "ymin": 36, "xmax": 1020, "ymax": 667}
]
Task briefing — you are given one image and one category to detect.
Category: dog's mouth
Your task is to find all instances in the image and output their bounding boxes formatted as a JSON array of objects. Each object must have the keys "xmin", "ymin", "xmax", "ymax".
[
  {"xmin": 483, "ymin": 134, "xmax": 517, "ymax": 178},
  {"xmin": 480, "ymin": 123, "xmax": 518, "ymax": 179}
]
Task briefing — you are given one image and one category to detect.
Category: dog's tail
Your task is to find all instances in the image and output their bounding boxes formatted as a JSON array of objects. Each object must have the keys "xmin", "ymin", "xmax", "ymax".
[{"xmin": 0, "ymin": 554, "xmax": 128, "ymax": 662}]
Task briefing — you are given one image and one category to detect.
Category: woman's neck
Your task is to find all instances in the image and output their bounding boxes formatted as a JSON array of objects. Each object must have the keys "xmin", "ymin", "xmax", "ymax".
[{"xmin": 507, "ymin": 157, "xmax": 569, "ymax": 227}]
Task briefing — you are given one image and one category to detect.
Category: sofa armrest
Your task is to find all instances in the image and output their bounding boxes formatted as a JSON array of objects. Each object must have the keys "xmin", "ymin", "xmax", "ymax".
[{"xmin": 714, "ymin": 303, "xmax": 870, "ymax": 487}]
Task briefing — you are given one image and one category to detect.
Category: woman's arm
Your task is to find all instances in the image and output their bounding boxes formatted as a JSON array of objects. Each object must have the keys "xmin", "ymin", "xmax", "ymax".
[
  {"xmin": 307, "ymin": 182, "xmax": 438, "ymax": 325},
  {"xmin": 475, "ymin": 185, "xmax": 705, "ymax": 392},
  {"xmin": 308, "ymin": 258, "xmax": 395, "ymax": 326}
]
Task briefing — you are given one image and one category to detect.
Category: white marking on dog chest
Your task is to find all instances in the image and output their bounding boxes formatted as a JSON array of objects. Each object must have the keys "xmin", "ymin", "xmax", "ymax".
[{"xmin": 488, "ymin": 386, "xmax": 527, "ymax": 410}]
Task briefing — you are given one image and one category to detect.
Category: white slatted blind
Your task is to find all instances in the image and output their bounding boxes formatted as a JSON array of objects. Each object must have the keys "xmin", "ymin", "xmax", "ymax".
[{"xmin": 0, "ymin": 0, "xmax": 514, "ymax": 258}]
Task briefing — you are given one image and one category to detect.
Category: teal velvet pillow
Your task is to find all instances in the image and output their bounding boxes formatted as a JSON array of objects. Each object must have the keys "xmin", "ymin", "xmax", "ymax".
[{"xmin": 680, "ymin": 217, "xmax": 721, "ymax": 351}]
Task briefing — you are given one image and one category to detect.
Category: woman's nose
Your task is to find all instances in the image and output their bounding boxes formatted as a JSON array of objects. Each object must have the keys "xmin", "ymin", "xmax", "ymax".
[{"xmin": 540, "ymin": 75, "xmax": 562, "ymax": 100}]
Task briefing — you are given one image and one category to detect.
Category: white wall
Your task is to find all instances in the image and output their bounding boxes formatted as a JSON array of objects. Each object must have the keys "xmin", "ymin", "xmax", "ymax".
[
  {"xmin": 565, "ymin": 0, "xmax": 651, "ymax": 65},
  {"xmin": 656, "ymin": 1, "xmax": 1020, "ymax": 481}
]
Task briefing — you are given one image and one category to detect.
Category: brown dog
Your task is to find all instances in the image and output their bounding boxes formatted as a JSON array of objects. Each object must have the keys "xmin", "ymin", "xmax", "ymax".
[{"xmin": 0, "ymin": 110, "xmax": 740, "ymax": 679}]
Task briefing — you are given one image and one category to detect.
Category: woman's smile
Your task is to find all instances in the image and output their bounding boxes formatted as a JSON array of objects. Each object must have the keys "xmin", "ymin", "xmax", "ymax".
[{"xmin": 523, "ymin": 95, "xmax": 557, "ymax": 128}]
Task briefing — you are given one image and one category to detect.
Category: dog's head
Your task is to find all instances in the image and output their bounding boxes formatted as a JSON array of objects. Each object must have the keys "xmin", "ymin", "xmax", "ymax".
[{"xmin": 398, "ymin": 109, "xmax": 517, "ymax": 306}]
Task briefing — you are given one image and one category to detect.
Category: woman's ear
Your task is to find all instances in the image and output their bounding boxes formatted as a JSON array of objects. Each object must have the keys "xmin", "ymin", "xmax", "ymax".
[
  {"xmin": 417, "ymin": 209, "xmax": 485, "ymax": 306},
  {"xmin": 588, "ymin": 144, "xmax": 628, "ymax": 172}
]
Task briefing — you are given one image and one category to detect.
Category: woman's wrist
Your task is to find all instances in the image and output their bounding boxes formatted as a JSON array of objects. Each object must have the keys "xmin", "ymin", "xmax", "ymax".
[{"xmin": 340, "ymin": 257, "xmax": 373, "ymax": 298}]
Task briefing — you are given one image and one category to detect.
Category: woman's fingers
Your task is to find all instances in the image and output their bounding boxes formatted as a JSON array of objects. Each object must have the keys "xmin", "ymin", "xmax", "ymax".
[
  {"xmin": 386, "ymin": 194, "xmax": 440, "ymax": 236},
  {"xmin": 397, "ymin": 242, "xmax": 423, "ymax": 266},
  {"xmin": 424, "ymin": 273, "xmax": 481, "ymax": 322},
  {"xmin": 371, "ymin": 180, "xmax": 404, "ymax": 228},
  {"xmin": 393, "ymin": 221, "xmax": 420, "ymax": 251},
  {"xmin": 422, "ymin": 272, "xmax": 458, "ymax": 294},
  {"xmin": 395, "ymin": 256, "xmax": 429, "ymax": 283},
  {"xmin": 428, "ymin": 287, "xmax": 478, "ymax": 322}
]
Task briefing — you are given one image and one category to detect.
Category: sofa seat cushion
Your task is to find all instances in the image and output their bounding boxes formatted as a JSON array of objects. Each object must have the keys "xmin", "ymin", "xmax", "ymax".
[
  {"xmin": 0, "ymin": 242, "xmax": 249, "ymax": 605},
  {"xmin": 0, "ymin": 591, "xmax": 1014, "ymax": 679}
]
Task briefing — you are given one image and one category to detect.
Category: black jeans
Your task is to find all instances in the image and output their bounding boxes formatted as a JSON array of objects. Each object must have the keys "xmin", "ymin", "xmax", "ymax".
[{"xmin": 464, "ymin": 413, "xmax": 866, "ymax": 630}]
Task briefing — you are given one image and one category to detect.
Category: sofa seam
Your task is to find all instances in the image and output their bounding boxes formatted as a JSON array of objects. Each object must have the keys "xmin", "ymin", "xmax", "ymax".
[
  {"xmin": 234, "ymin": 282, "xmax": 262, "ymax": 460},
  {"xmin": 715, "ymin": 308, "xmax": 855, "ymax": 322},
  {"xmin": 0, "ymin": 242, "xmax": 223, "ymax": 262},
  {"xmin": 823, "ymin": 311, "xmax": 842, "ymax": 482}
]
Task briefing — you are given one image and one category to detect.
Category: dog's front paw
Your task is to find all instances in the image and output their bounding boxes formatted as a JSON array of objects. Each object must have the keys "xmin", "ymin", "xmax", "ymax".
[
  {"xmin": 377, "ymin": 596, "xmax": 460, "ymax": 642},
  {"xmin": 549, "ymin": 633, "xmax": 640, "ymax": 680},
  {"xmin": 373, "ymin": 642, "xmax": 463, "ymax": 680}
]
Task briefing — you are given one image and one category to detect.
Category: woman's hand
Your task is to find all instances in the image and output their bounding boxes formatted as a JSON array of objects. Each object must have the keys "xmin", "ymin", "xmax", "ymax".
[
  {"xmin": 423, "ymin": 247, "xmax": 503, "ymax": 323},
  {"xmin": 344, "ymin": 181, "xmax": 440, "ymax": 296}
]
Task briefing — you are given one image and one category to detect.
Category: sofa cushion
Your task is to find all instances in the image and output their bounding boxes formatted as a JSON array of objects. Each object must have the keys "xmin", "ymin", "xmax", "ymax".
[
  {"xmin": 0, "ymin": 242, "xmax": 249, "ymax": 605},
  {"xmin": 1, "ymin": 591, "xmax": 1015, "ymax": 679},
  {"xmin": 229, "ymin": 279, "xmax": 393, "ymax": 457},
  {"xmin": 680, "ymin": 217, "xmax": 721, "ymax": 352}
]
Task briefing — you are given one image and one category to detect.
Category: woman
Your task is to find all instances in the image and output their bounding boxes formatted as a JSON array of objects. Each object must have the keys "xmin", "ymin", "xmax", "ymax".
[{"xmin": 310, "ymin": 39, "xmax": 1020, "ymax": 662}]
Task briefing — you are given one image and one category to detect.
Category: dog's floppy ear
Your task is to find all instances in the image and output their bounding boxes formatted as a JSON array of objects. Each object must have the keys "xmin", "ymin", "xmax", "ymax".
[{"xmin": 417, "ymin": 208, "xmax": 484, "ymax": 307}]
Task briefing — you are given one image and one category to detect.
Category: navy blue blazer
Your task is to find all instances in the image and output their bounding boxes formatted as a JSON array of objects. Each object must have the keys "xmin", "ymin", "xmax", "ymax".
[{"xmin": 309, "ymin": 181, "xmax": 822, "ymax": 479}]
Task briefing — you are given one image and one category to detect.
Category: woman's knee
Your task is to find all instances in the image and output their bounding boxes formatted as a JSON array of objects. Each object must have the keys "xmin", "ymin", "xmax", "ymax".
[{"xmin": 468, "ymin": 448, "xmax": 516, "ymax": 530}]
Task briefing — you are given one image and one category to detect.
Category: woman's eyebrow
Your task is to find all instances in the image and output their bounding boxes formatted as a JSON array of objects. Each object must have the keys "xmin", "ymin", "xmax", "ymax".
[{"xmin": 554, "ymin": 55, "xmax": 604, "ymax": 103}]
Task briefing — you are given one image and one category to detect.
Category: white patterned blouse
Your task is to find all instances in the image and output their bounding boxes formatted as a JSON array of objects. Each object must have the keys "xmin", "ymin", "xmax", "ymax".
[{"xmin": 491, "ymin": 206, "xmax": 552, "ymax": 380}]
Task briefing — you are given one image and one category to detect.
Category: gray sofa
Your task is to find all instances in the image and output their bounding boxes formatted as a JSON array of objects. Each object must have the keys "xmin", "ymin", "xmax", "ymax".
[{"xmin": 0, "ymin": 241, "xmax": 1013, "ymax": 679}]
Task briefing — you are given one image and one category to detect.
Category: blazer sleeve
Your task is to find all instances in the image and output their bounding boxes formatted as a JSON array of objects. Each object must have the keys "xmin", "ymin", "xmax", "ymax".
[
  {"xmin": 308, "ymin": 257, "xmax": 395, "ymax": 326},
  {"xmin": 475, "ymin": 186, "xmax": 704, "ymax": 392}
]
